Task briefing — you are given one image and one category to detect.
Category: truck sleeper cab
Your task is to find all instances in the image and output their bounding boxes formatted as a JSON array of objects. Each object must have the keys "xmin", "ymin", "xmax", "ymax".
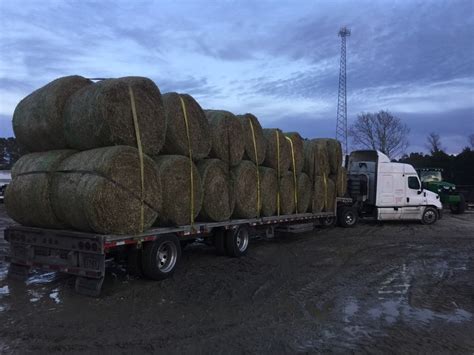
[{"xmin": 347, "ymin": 150, "xmax": 442, "ymax": 224}]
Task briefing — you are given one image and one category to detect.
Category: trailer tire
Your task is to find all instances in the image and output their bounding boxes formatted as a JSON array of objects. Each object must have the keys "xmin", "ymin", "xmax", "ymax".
[
  {"xmin": 225, "ymin": 226, "xmax": 249, "ymax": 257},
  {"xmin": 214, "ymin": 229, "xmax": 227, "ymax": 256},
  {"xmin": 450, "ymin": 195, "xmax": 466, "ymax": 214},
  {"xmin": 141, "ymin": 235, "xmax": 181, "ymax": 280},
  {"xmin": 421, "ymin": 207, "xmax": 438, "ymax": 225},
  {"xmin": 338, "ymin": 206, "xmax": 358, "ymax": 228},
  {"xmin": 319, "ymin": 216, "xmax": 335, "ymax": 228}
]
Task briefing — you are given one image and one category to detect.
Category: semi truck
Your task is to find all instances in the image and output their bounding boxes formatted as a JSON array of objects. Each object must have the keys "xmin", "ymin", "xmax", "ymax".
[{"xmin": 4, "ymin": 150, "xmax": 442, "ymax": 296}]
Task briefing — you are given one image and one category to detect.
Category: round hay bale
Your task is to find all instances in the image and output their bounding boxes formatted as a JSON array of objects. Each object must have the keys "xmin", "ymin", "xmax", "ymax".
[
  {"xmin": 320, "ymin": 138, "xmax": 343, "ymax": 174},
  {"xmin": 52, "ymin": 146, "xmax": 161, "ymax": 234},
  {"xmin": 311, "ymin": 175, "xmax": 335, "ymax": 213},
  {"xmin": 197, "ymin": 159, "xmax": 234, "ymax": 221},
  {"xmin": 259, "ymin": 167, "xmax": 277, "ymax": 217},
  {"xmin": 5, "ymin": 150, "xmax": 77, "ymax": 228},
  {"xmin": 204, "ymin": 110, "xmax": 244, "ymax": 166},
  {"xmin": 331, "ymin": 166, "xmax": 347, "ymax": 197},
  {"xmin": 161, "ymin": 93, "xmax": 211, "ymax": 159},
  {"xmin": 279, "ymin": 171, "xmax": 295, "ymax": 215},
  {"xmin": 237, "ymin": 113, "xmax": 266, "ymax": 165},
  {"xmin": 303, "ymin": 139, "xmax": 330, "ymax": 180},
  {"xmin": 154, "ymin": 155, "xmax": 202, "ymax": 226},
  {"xmin": 64, "ymin": 77, "xmax": 165, "ymax": 155},
  {"xmin": 263, "ymin": 128, "xmax": 291, "ymax": 173},
  {"xmin": 296, "ymin": 173, "xmax": 312, "ymax": 214},
  {"xmin": 13, "ymin": 76, "xmax": 92, "ymax": 152},
  {"xmin": 231, "ymin": 161, "xmax": 258, "ymax": 218},
  {"xmin": 284, "ymin": 132, "xmax": 304, "ymax": 174}
]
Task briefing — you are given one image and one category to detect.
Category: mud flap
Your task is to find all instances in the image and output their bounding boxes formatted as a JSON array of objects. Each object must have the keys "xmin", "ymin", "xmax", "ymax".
[
  {"xmin": 7, "ymin": 263, "xmax": 30, "ymax": 281},
  {"xmin": 75, "ymin": 276, "xmax": 104, "ymax": 297}
]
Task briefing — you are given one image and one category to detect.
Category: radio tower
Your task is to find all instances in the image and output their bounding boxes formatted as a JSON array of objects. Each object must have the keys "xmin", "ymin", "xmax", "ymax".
[{"xmin": 336, "ymin": 26, "xmax": 351, "ymax": 156}]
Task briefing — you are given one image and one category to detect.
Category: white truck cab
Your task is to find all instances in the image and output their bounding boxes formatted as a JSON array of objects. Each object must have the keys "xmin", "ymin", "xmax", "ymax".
[{"xmin": 347, "ymin": 150, "xmax": 442, "ymax": 224}]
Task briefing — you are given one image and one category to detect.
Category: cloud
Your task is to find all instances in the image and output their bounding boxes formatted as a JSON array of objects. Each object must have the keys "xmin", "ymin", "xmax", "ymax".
[{"xmin": 0, "ymin": 0, "xmax": 472, "ymax": 154}]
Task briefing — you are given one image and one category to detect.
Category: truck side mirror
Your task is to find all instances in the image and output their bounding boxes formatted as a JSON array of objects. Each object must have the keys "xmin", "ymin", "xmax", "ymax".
[{"xmin": 417, "ymin": 189, "xmax": 422, "ymax": 195}]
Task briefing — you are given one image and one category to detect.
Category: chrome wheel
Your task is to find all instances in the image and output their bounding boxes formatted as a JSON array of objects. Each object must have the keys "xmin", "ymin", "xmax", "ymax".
[
  {"xmin": 156, "ymin": 241, "xmax": 178, "ymax": 273},
  {"xmin": 236, "ymin": 228, "xmax": 249, "ymax": 252}
]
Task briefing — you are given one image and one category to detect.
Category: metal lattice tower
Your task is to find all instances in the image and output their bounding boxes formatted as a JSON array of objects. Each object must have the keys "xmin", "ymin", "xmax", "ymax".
[{"xmin": 336, "ymin": 26, "xmax": 351, "ymax": 156}]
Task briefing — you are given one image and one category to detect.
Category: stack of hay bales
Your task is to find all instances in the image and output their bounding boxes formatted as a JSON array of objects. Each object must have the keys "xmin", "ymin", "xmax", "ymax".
[
  {"xmin": 6, "ymin": 75, "xmax": 344, "ymax": 235},
  {"xmin": 303, "ymin": 138, "xmax": 344, "ymax": 213}
]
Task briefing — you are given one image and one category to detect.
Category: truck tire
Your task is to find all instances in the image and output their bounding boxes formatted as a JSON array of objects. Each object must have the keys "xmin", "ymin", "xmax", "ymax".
[
  {"xmin": 421, "ymin": 207, "xmax": 438, "ymax": 225},
  {"xmin": 450, "ymin": 195, "xmax": 466, "ymax": 214},
  {"xmin": 214, "ymin": 229, "xmax": 227, "ymax": 255},
  {"xmin": 338, "ymin": 206, "xmax": 358, "ymax": 228},
  {"xmin": 225, "ymin": 226, "xmax": 249, "ymax": 257},
  {"xmin": 141, "ymin": 235, "xmax": 181, "ymax": 280}
]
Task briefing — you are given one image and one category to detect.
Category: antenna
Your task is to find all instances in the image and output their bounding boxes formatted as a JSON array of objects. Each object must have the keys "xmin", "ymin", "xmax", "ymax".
[{"xmin": 336, "ymin": 26, "xmax": 351, "ymax": 157}]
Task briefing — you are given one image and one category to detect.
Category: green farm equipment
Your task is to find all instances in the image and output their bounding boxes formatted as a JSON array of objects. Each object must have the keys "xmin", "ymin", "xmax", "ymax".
[{"xmin": 416, "ymin": 168, "xmax": 466, "ymax": 214}]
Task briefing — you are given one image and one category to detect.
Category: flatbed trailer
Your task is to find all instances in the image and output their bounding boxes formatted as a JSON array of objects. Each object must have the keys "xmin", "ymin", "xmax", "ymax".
[{"xmin": 4, "ymin": 197, "xmax": 354, "ymax": 296}]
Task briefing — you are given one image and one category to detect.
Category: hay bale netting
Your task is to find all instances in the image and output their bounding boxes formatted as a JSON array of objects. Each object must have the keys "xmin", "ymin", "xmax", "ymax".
[
  {"xmin": 13, "ymin": 76, "xmax": 92, "ymax": 152},
  {"xmin": 52, "ymin": 146, "xmax": 162, "ymax": 234},
  {"xmin": 262, "ymin": 128, "xmax": 291, "ymax": 173},
  {"xmin": 231, "ymin": 161, "xmax": 259, "ymax": 218},
  {"xmin": 64, "ymin": 77, "xmax": 166, "ymax": 155},
  {"xmin": 154, "ymin": 155, "xmax": 202, "ymax": 226},
  {"xmin": 237, "ymin": 113, "xmax": 266, "ymax": 165},
  {"xmin": 197, "ymin": 159, "xmax": 234, "ymax": 221},
  {"xmin": 311, "ymin": 175, "xmax": 336, "ymax": 213},
  {"xmin": 284, "ymin": 132, "xmax": 304, "ymax": 174},
  {"xmin": 296, "ymin": 173, "xmax": 312, "ymax": 214},
  {"xmin": 331, "ymin": 166, "xmax": 347, "ymax": 197},
  {"xmin": 204, "ymin": 110, "xmax": 244, "ymax": 166},
  {"xmin": 259, "ymin": 167, "xmax": 277, "ymax": 217},
  {"xmin": 320, "ymin": 138, "xmax": 343, "ymax": 174},
  {"xmin": 279, "ymin": 171, "xmax": 295, "ymax": 215},
  {"xmin": 5, "ymin": 150, "xmax": 77, "ymax": 228},
  {"xmin": 303, "ymin": 139, "xmax": 330, "ymax": 180},
  {"xmin": 161, "ymin": 93, "xmax": 211, "ymax": 159}
]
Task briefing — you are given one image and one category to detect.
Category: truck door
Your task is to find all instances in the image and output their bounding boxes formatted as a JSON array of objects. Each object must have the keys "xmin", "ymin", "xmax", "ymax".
[{"xmin": 402, "ymin": 175, "xmax": 424, "ymax": 220}]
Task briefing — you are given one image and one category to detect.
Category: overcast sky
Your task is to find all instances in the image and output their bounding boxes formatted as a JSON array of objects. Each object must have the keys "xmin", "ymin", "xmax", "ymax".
[{"xmin": 0, "ymin": 0, "xmax": 473, "ymax": 155}]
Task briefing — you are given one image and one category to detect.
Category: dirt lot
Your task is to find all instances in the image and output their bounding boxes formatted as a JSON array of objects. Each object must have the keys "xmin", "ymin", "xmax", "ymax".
[{"xmin": 0, "ymin": 205, "xmax": 473, "ymax": 353}]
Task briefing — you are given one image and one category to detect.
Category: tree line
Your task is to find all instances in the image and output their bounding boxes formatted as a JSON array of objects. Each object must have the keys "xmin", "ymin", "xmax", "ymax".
[{"xmin": 349, "ymin": 111, "xmax": 474, "ymax": 185}]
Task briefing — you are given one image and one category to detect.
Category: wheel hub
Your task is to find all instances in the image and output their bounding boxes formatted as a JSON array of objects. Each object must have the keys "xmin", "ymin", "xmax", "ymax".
[{"xmin": 156, "ymin": 241, "xmax": 178, "ymax": 273}]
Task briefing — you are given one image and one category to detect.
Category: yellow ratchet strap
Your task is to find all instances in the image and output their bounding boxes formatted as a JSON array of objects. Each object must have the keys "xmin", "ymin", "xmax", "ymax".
[
  {"xmin": 129, "ymin": 86, "xmax": 145, "ymax": 233},
  {"xmin": 285, "ymin": 136, "xmax": 298, "ymax": 213},
  {"xmin": 249, "ymin": 118, "xmax": 261, "ymax": 217},
  {"xmin": 276, "ymin": 130, "xmax": 281, "ymax": 216},
  {"xmin": 179, "ymin": 95, "xmax": 195, "ymax": 228},
  {"xmin": 323, "ymin": 174, "xmax": 328, "ymax": 211}
]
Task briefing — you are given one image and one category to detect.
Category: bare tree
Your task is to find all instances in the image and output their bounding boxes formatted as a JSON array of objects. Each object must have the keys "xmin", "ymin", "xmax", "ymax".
[
  {"xmin": 349, "ymin": 110, "xmax": 409, "ymax": 158},
  {"xmin": 425, "ymin": 132, "xmax": 443, "ymax": 154},
  {"xmin": 469, "ymin": 134, "xmax": 474, "ymax": 149}
]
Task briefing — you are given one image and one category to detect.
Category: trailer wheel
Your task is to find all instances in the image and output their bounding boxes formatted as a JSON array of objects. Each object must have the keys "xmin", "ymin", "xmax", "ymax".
[
  {"xmin": 214, "ymin": 229, "xmax": 227, "ymax": 255},
  {"xmin": 225, "ymin": 226, "xmax": 249, "ymax": 257},
  {"xmin": 421, "ymin": 207, "xmax": 438, "ymax": 225},
  {"xmin": 338, "ymin": 206, "xmax": 358, "ymax": 228},
  {"xmin": 141, "ymin": 235, "xmax": 181, "ymax": 280},
  {"xmin": 450, "ymin": 195, "xmax": 466, "ymax": 214},
  {"xmin": 319, "ymin": 216, "xmax": 335, "ymax": 228}
]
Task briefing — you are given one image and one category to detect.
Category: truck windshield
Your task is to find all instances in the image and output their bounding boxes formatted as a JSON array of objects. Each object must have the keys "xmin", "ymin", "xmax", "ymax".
[{"xmin": 419, "ymin": 170, "xmax": 442, "ymax": 182}]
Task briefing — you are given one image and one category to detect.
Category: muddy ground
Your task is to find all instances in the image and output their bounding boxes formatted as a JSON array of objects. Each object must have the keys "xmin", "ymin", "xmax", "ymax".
[{"xmin": 0, "ymin": 205, "xmax": 473, "ymax": 354}]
